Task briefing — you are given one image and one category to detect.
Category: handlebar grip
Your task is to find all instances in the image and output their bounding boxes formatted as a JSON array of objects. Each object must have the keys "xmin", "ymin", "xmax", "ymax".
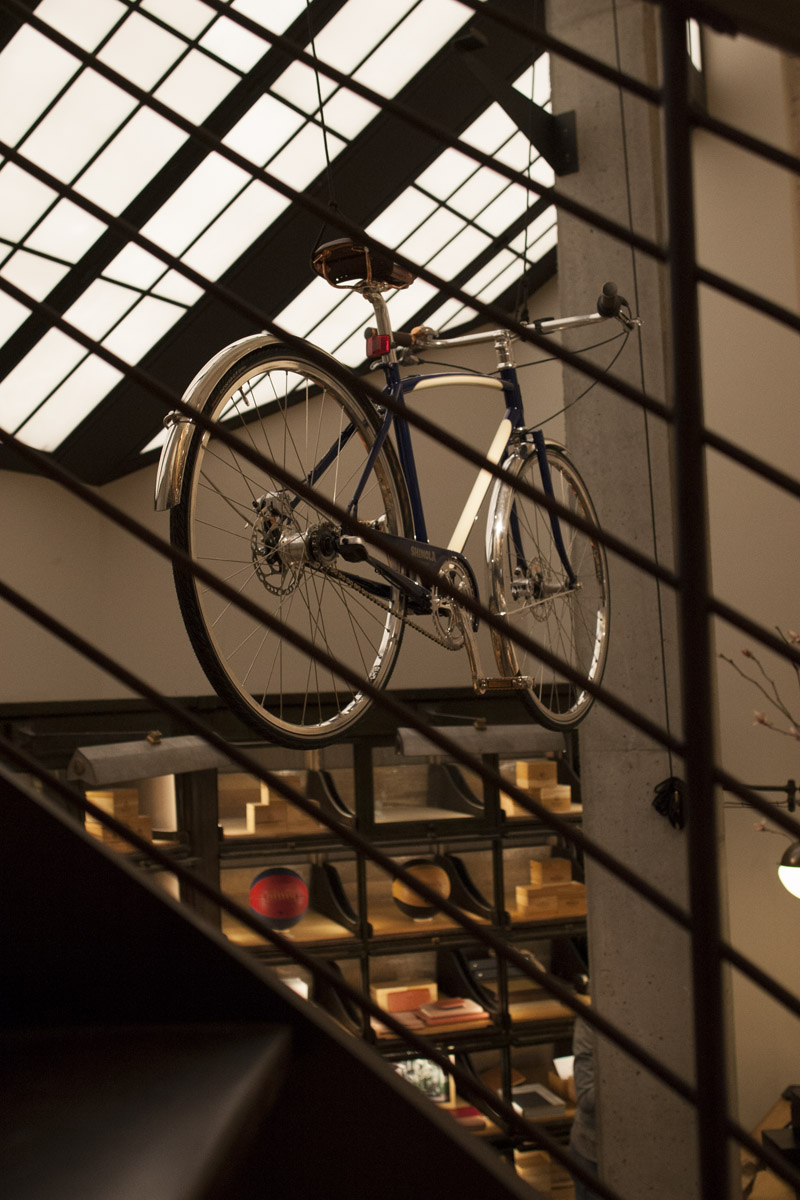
[
  {"xmin": 393, "ymin": 331, "xmax": 414, "ymax": 348},
  {"xmin": 597, "ymin": 281, "xmax": 620, "ymax": 317}
]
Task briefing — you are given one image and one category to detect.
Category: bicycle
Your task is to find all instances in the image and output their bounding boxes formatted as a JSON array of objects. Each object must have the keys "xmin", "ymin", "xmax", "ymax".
[{"xmin": 155, "ymin": 239, "xmax": 636, "ymax": 748}]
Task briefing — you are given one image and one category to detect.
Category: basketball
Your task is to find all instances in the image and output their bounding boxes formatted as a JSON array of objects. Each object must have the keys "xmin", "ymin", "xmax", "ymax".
[
  {"xmin": 391, "ymin": 858, "xmax": 451, "ymax": 920},
  {"xmin": 249, "ymin": 867, "xmax": 309, "ymax": 930}
]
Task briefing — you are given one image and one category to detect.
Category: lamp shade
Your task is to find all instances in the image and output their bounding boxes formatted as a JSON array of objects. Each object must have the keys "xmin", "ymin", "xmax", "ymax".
[{"xmin": 778, "ymin": 840, "xmax": 800, "ymax": 899}]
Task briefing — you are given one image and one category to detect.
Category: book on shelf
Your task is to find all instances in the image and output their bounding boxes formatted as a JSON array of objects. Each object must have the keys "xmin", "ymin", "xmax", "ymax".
[
  {"xmin": 417, "ymin": 996, "xmax": 489, "ymax": 1025},
  {"xmin": 510, "ymin": 1081, "xmax": 566, "ymax": 1119}
]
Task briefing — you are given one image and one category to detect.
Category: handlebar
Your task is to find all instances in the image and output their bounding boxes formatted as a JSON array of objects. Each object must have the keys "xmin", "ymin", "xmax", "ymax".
[{"xmin": 386, "ymin": 281, "xmax": 638, "ymax": 358}]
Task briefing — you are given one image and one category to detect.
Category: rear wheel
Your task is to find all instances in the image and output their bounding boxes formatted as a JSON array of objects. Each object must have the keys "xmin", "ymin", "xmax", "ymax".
[
  {"xmin": 489, "ymin": 443, "xmax": 609, "ymax": 729},
  {"xmin": 171, "ymin": 344, "xmax": 411, "ymax": 747}
]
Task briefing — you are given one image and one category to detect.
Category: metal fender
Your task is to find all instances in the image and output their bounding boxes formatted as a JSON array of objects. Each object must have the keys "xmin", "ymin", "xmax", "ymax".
[{"xmin": 154, "ymin": 332, "xmax": 279, "ymax": 511}]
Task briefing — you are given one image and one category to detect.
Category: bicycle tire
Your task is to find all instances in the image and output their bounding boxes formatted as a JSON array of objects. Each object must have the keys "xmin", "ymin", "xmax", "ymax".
[
  {"xmin": 489, "ymin": 442, "xmax": 609, "ymax": 729},
  {"xmin": 171, "ymin": 342, "xmax": 412, "ymax": 748}
]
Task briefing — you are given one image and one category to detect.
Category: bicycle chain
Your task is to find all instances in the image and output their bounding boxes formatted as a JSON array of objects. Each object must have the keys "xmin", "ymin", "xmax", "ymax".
[{"xmin": 322, "ymin": 562, "xmax": 465, "ymax": 651}]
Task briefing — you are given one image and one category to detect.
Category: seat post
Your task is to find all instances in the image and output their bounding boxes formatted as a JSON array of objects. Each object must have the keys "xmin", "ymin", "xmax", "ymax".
[{"xmin": 359, "ymin": 284, "xmax": 398, "ymax": 364}]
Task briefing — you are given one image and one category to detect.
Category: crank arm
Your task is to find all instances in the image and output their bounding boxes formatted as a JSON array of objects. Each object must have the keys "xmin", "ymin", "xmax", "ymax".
[{"xmin": 338, "ymin": 534, "xmax": 431, "ymax": 612}]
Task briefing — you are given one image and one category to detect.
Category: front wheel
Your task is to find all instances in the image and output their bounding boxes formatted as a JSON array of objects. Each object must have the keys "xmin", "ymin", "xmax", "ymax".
[
  {"xmin": 489, "ymin": 443, "xmax": 609, "ymax": 729},
  {"xmin": 171, "ymin": 343, "xmax": 412, "ymax": 748}
]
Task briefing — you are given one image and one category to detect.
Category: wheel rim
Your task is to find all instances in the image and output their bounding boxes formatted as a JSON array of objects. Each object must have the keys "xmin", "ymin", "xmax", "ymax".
[
  {"xmin": 491, "ymin": 449, "xmax": 609, "ymax": 727},
  {"xmin": 180, "ymin": 353, "xmax": 407, "ymax": 744}
]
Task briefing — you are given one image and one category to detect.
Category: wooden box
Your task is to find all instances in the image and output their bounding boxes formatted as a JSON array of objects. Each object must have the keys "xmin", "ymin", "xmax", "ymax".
[
  {"xmin": 515, "ymin": 759, "xmax": 558, "ymax": 787},
  {"xmin": 85, "ymin": 788, "xmax": 151, "ymax": 850},
  {"xmin": 514, "ymin": 1148, "xmax": 552, "ymax": 1191},
  {"xmin": 516, "ymin": 881, "xmax": 587, "ymax": 917},
  {"xmin": 525, "ymin": 783, "xmax": 572, "ymax": 812},
  {"xmin": 246, "ymin": 801, "xmax": 281, "ymax": 833},
  {"xmin": 530, "ymin": 857, "xmax": 572, "ymax": 886},
  {"xmin": 218, "ymin": 772, "xmax": 269, "ymax": 818}
]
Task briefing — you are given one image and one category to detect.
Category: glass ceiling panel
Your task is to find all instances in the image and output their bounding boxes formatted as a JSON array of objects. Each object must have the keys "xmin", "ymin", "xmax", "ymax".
[
  {"xmin": 78, "ymin": 109, "xmax": 187, "ymax": 216},
  {"xmin": 0, "ymin": 292, "xmax": 29, "ymax": 345},
  {"xmin": 313, "ymin": 0, "xmax": 418, "ymax": 75},
  {"xmin": 231, "ymin": 0, "xmax": 307, "ymax": 36},
  {"xmin": 273, "ymin": 61, "xmax": 337, "ymax": 111},
  {"xmin": 140, "ymin": 153, "xmax": 252, "ymax": 256},
  {"xmin": 180, "ymin": 182, "xmax": 290, "ymax": 278},
  {"xmin": 366, "ymin": 189, "xmax": 439, "ymax": 248},
  {"xmin": 20, "ymin": 72, "xmax": 137, "ymax": 182},
  {"xmin": 354, "ymin": 0, "xmax": 469, "ymax": 98},
  {"xmin": 105, "ymin": 243, "xmax": 168, "ymax": 291},
  {"xmin": 24, "ymin": 199, "xmax": 107, "ymax": 262},
  {"xmin": 0, "ymin": 250, "xmax": 69, "ymax": 302},
  {"xmin": 425, "ymin": 224, "xmax": 492, "ymax": 278},
  {"xmin": 36, "ymin": 0, "xmax": 126, "ymax": 49},
  {"xmin": 415, "ymin": 148, "xmax": 478, "ymax": 200},
  {"xmin": 97, "ymin": 12, "xmax": 185, "ymax": 91},
  {"xmin": 0, "ymin": 0, "xmax": 554, "ymax": 466},
  {"xmin": 278, "ymin": 278, "xmax": 344, "ymax": 337},
  {"xmin": 65, "ymin": 278, "xmax": 148, "ymax": 341},
  {"xmin": 103, "ymin": 294, "xmax": 188, "ymax": 362},
  {"xmin": 223, "ymin": 94, "xmax": 306, "ymax": 163},
  {"xmin": 0, "ymin": 27, "xmax": 80, "ymax": 145},
  {"xmin": 0, "ymin": 164, "xmax": 58, "ymax": 244},
  {"xmin": 199, "ymin": 14, "xmax": 267, "ymax": 71},
  {"xmin": 153, "ymin": 49, "xmax": 239, "ymax": 124},
  {"xmin": 268, "ymin": 123, "xmax": 346, "ymax": 191},
  {"xmin": 20, "ymin": 356, "xmax": 124, "ymax": 452},
  {"xmin": 305, "ymin": 291, "xmax": 367, "ymax": 355},
  {"xmin": 0, "ymin": 328, "xmax": 86, "ymax": 430},
  {"xmin": 399, "ymin": 208, "xmax": 467, "ymax": 266},
  {"xmin": 477, "ymin": 182, "xmax": 531, "ymax": 237},
  {"xmin": 448, "ymin": 167, "xmax": 508, "ymax": 220},
  {"xmin": 141, "ymin": 0, "xmax": 216, "ymax": 40}
]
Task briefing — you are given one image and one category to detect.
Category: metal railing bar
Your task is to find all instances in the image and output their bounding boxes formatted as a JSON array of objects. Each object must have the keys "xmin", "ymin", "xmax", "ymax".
[
  {"xmin": 691, "ymin": 104, "xmax": 800, "ymax": 177},
  {"xmin": 696, "ymin": 266, "xmax": 800, "ymax": 335},
  {"xmin": 713, "ymin": 769, "xmax": 800, "ymax": 848},
  {"xmin": 708, "ymin": 596, "xmax": 800, "ymax": 671},
  {"xmin": 661, "ymin": 10, "xmax": 729, "ymax": 1199},
  {"xmin": 703, "ymin": 427, "xmax": 800, "ymax": 504}
]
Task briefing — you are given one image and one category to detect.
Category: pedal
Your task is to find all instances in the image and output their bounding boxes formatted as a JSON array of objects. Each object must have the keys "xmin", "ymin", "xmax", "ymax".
[{"xmin": 474, "ymin": 676, "xmax": 532, "ymax": 694}]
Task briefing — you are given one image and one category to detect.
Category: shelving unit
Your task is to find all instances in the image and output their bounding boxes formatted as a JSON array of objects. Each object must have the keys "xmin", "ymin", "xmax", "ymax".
[{"xmin": 64, "ymin": 706, "xmax": 590, "ymax": 1188}]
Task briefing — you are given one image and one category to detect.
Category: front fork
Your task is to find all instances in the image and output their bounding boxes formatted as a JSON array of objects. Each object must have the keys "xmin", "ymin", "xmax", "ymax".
[{"xmin": 510, "ymin": 429, "xmax": 577, "ymax": 588}]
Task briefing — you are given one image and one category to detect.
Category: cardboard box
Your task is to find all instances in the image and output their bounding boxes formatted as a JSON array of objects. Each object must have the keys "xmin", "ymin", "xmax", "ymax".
[{"xmin": 530, "ymin": 857, "xmax": 572, "ymax": 886}]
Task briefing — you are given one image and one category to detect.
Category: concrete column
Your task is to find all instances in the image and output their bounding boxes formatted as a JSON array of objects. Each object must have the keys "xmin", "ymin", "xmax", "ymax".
[{"xmin": 545, "ymin": 3, "xmax": 703, "ymax": 1197}]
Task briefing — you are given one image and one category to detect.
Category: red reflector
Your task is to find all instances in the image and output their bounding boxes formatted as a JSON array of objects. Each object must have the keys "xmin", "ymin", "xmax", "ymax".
[{"xmin": 366, "ymin": 333, "xmax": 391, "ymax": 358}]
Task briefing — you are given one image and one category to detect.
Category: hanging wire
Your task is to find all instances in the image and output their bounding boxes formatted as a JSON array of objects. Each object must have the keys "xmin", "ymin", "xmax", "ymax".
[
  {"xmin": 611, "ymin": 0, "xmax": 677, "ymax": 780},
  {"xmin": 305, "ymin": 0, "xmax": 340, "ymax": 243}
]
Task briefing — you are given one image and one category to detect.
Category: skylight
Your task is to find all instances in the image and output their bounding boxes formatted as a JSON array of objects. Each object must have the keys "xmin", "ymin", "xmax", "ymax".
[{"xmin": 0, "ymin": 0, "xmax": 555, "ymax": 467}]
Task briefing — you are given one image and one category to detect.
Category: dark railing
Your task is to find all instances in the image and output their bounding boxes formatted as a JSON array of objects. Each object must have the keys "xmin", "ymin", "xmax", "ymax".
[{"xmin": 1, "ymin": 2, "xmax": 799, "ymax": 1198}]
